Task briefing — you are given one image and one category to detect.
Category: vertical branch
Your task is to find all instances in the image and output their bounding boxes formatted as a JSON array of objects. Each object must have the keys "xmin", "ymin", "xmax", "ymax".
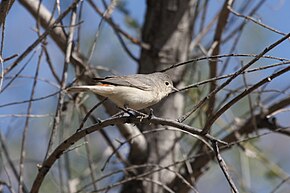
[
  {"xmin": 0, "ymin": 0, "xmax": 15, "ymax": 27},
  {"xmin": 87, "ymin": 0, "xmax": 148, "ymax": 49},
  {"xmin": 212, "ymin": 141, "xmax": 239, "ymax": 193},
  {"xmin": 45, "ymin": 5, "xmax": 78, "ymax": 193},
  {"xmin": 58, "ymin": 119, "xmax": 66, "ymax": 193},
  {"xmin": 18, "ymin": 48, "xmax": 43, "ymax": 193},
  {"xmin": 83, "ymin": 136, "xmax": 98, "ymax": 190},
  {"xmin": 220, "ymin": 0, "xmax": 266, "ymax": 75},
  {"xmin": 87, "ymin": 0, "xmax": 139, "ymax": 62},
  {"xmin": 199, "ymin": 0, "xmax": 209, "ymax": 35},
  {"xmin": 18, "ymin": 0, "xmax": 44, "ymax": 185},
  {"xmin": 87, "ymin": 0, "xmax": 117, "ymax": 63},
  {"xmin": 0, "ymin": 54, "xmax": 3, "ymax": 92},
  {"xmin": 0, "ymin": 153, "xmax": 15, "ymax": 193},
  {"xmin": 43, "ymin": 46, "xmax": 61, "ymax": 84},
  {"xmin": 0, "ymin": 133, "xmax": 29, "ymax": 193},
  {"xmin": 205, "ymin": 0, "xmax": 233, "ymax": 122},
  {"xmin": 0, "ymin": 15, "xmax": 5, "ymax": 92},
  {"xmin": 180, "ymin": 31, "xmax": 290, "ymax": 129},
  {"xmin": 129, "ymin": 0, "xmax": 195, "ymax": 192},
  {"xmin": 204, "ymin": 63, "xmax": 290, "ymax": 134},
  {"xmin": 77, "ymin": 99, "xmax": 131, "ymax": 186},
  {"xmin": 240, "ymin": 62, "xmax": 257, "ymax": 131},
  {"xmin": 75, "ymin": 99, "xmax": 108, "ymax": 190},
  {"xmin": 44, "ymin": 1, "xmax": 78, "ymax": 157},
  {"xmin": 75, "ymin": 0, "xmax": 84, "ymax": 53},
  {"xmin": 6, "ymin": 0, "xmax": 82, "ymax": 76}
]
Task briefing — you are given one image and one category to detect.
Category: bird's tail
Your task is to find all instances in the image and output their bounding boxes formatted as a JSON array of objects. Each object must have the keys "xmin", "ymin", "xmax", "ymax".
[{"xmin": 66, "ymin": 86, "xmax": 97, "ymax": 93}]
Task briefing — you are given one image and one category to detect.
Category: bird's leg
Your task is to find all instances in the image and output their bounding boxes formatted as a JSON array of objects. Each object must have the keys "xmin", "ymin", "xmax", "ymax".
[
  {"xmin": 119, "ymin": 105, "xmax": 136, "ymax": 117},
  {"xmin": 112, "ymin": 111, "xmax": 125, "ymax": 118},
  {"xmin": 148, "ymin": 108, "xmax": 154, "ymax": 119},
  {"xmin": 124, "ymin": 107, "xmax": 153, "ymax": 123},
  {"xmin": 126, "ymin": 107, "xmax": 147, "ymax": 117},
  {"xmin": 118, "ymin": 106, "xmax": 152, "ymax": 123}
]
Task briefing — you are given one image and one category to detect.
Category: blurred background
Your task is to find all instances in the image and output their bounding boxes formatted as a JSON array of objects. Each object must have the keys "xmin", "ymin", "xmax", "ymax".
[{"xmin": 1, "ymin": 0, "xmax": 290, "ymax": 193}]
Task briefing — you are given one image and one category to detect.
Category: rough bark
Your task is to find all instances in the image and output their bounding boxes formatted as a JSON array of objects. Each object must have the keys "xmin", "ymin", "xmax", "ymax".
[{"xmin": 121, "ymin": 1, "xmax": 195, "ymax": 192}]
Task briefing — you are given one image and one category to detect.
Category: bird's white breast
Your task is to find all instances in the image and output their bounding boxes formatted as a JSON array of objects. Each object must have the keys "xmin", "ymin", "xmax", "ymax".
[{"xmin": 102, "ymin": 86, "xmax": 158, "ymax": 110}]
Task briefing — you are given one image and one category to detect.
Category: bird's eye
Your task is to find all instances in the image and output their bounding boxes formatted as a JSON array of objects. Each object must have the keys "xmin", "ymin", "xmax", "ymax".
[{"xmin": 165, "ymin": 81, "xmax": 170, "ymax": 86}]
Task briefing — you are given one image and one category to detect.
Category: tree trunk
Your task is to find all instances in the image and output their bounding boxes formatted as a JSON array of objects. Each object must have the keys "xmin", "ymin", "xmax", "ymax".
[{"xmin": 121, "ymin": 1, "xmax": 195, "ymax": 192}]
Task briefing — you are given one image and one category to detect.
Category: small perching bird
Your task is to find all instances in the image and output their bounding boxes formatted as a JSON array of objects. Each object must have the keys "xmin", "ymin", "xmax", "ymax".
[{"xmin": 67, "ymin": 72, "xmax": 178, "ymax": 110}]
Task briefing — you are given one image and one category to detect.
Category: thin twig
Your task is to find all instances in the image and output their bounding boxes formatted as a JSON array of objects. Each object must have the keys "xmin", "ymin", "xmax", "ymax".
[
  {"xmin": 0, "ymin": 180, "xmax": 16, "ymax": 193},
  {"xmin": 0, "ymin": 0, "xmax": 15, "ymax": 27},
  {"xmin": 3, "ymin": 74, "xmax": 60, "ymax": 88},
  {"xmin": 212, "ymin": 141, "xmax": 239, "ymax": 193},
  {"xmin": 83, "ymin": 136, "xmax": 98, "ymax": 190},
  {"xmin": 30, "ymin": 114, "xmax": 223, "ymax": 193},
  {"xmin": 18, "ymin": 43, "xmax": 43, "ymax": 193},
  {"xmin": 178, "ymin": 61, "xmax": 290, "ymax": 92},
  {"xmin": 0, "ymin": 11, "xmax": 6, "ymax": 91},
  {"xmin": 161, "ymin": 53, "xmax": 288, "ymax": 72},
  {"xmin": 102, "ymin": 0, "xmax": 139, "ymax": 62},
  {"xmin": 180, "ymin": 32, "xmax": 290, "ymax": 124},
  {"xmin": 18, "ymin": 2, "xmax": 44, "ymax": 190},
  {"xmin": 44, "ymin": 0, "xmax": 78, "ymax": 158},
  {"xmin": 101, "ymin": 126, "xmax": 214, "ymax": 172},
  {"xmin": 269, "ymin": 176, "xmax": 290, "ymax": 193},
  {"xmin": 228, "ymin": 4, "xmax": 289, "ymax": 38},
  {"xmin": 3, "ymin": 54, "xmax": 18, "ymax": 62},
  {"xmin": 77, "ymin": 98, "xmax": 107, "ymax": 132},
  {"xmin": 0, "ymin": 55, "xmax": 3, "ymax": 91},
  {"xmin": 80, "ymin": 106, "xmax": 132, "ymax": 174},
  {"xmin": 203, "ymin": 64, "xmax": 290, "ymax": 134},
  {"xmin": 87, "ymin": 0, "xmax": 118, "ymax": 63},
  {"xmin": 223, "ymin": 0, "xmax": 266, "ymax": 43},
  {"xmin": 241, "ymin": 61, "xmax": 257, "ymax": 132},
  {"xmin": 1, "ymin": 51, "xmax": 36, "ymax": 93},
  {"xmin": 0, "ymin": 133, "xmax": 29, "ymax": 193},
  {"xmin": 43, "ymin": 46, "xmax": 61, "ymax": 84},
  {"xmin": 0, "ymin": 91, "xmax": 60, "ymax": 108},
  {"xmin": 87, "ymin": 0, "xmax": 149, "ymax": 50},
  {"xmin": 78, "ymin": 162, "xmax": 198, "ymax": 193},
  {"xmin": 6, "ymin": 0, "xmax": 81, "ymax": 75},
  {"xmin": 206, "ymin": 0, "xmax": 233, "ymax": 120},
  {"xmin": 0, "ymin": 114, "xmax": 50, "ymax": 118}
]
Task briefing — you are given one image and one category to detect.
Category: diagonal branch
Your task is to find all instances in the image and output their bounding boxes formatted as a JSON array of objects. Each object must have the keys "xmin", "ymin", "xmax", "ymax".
[
  {"xmin": 212, "ymin": 141, "xmax": 239, "ymax": 193},
  {"xmin": 30, "ymin": 115, "xmax": 223, "ymax": 193},
  {"xmin": 44, "ymin": 1, "xmax": 78, "ymax": 158},
  {"xmin": 170, "ymin": 95, "xmax": 290, "ymax": 193},
  {"xmin": 18, "ymin": 0, "xmax": 86, "ymax": 70},
  {"xmin": 5, "ymin": 0, "xmax": 82, "ymax": 76},
  {"xmin": 0, "ymin": 0, "xmax": 15, "ymax": 27},
  {"xmin": 19, "ymin": 0, "xmax": 148, "ymax": 165},
  {"xmin": 206, "ymin": 0, "xmax": 233, "ymax": 120},
  {"xmin": 203, "ymin": 64, "xmax": 290, "ymax": 133},
  {"xmin": 179, "ymin": 31, "xmax": 290, "ymax": 123}
]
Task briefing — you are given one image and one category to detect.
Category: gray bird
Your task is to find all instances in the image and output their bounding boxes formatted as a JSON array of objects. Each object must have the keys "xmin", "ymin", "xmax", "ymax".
[{"xmin": 67, "ymin": 72, "xmax": 178, "ymax": 110}]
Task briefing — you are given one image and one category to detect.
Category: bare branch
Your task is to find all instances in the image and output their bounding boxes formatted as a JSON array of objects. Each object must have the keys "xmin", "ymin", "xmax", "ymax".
[
  {"xmin": 180, "ymin": 32, "xmax": 290, "ymax": 123},
  {"xmin": 44, "ymin": 0, "xmax": 78, "ymax": 158},
  {"xmin": 203, "ymin": 64, "xmax": 290, "ymax": 133},
  {"xmin": 206, "ymin": 0, "xmax": 233, "ymax": 120},
  {"xmin": 18, "ymin": 46, "xmax": 43, "ymax": 193},
  {"xmin": 30, "ymin": 114, "xmax": 223, "ymax": 193},
  {"xmin": 0, "ymin": 0, "xmax": 15, "ymax": 27},
  {"xmin": 212, "ymin": 141, "xmax": 239, "ymax": 193}
]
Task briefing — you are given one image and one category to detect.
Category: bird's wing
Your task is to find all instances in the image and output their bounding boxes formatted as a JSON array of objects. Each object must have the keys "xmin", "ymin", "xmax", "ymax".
[{"xmin": 92, "ymin": 74, "xmax": 153, "ymax": 91}]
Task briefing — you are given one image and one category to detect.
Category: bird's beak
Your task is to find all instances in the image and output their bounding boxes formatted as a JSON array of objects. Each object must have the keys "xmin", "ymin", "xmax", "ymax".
[{"xmin": 171, "ymin": 85, "xmax": 179, "ymax": 93}]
